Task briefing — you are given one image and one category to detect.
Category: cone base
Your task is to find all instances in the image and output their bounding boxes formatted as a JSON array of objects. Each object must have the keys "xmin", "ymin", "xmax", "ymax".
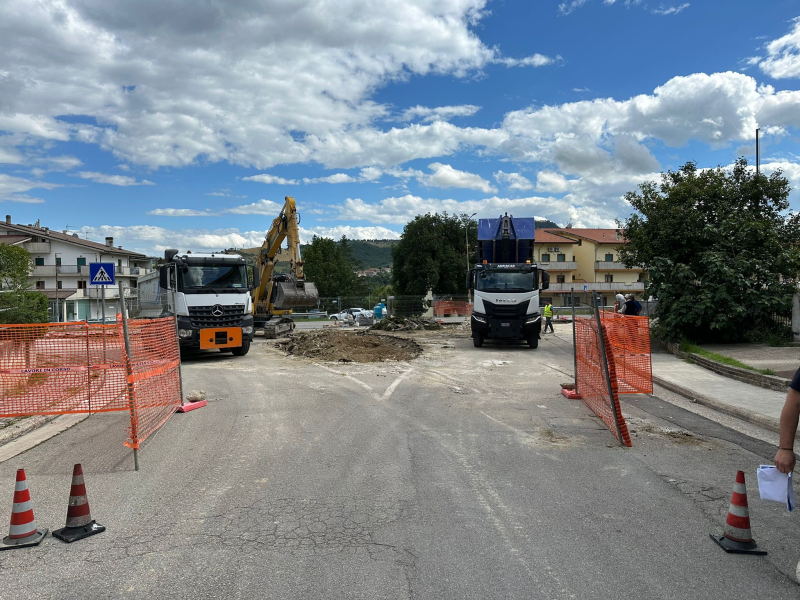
[
  {"xmin": 53, "ymin": 521, "xmax": 105, "ymax": 543},
  {"xmin": 710, "ymin": 534, "xmax": 767, "ymax": 555},
  {"xmin": 561, "ymin": 388, "xmax": 582, "ymax": 399},
  {"xmin": 0, "ymin": 528, "xmax": 47, "ymax": 551},
  {"xmin": 177, "ymin": 399, "xmax": 207, "ymax": 413}
]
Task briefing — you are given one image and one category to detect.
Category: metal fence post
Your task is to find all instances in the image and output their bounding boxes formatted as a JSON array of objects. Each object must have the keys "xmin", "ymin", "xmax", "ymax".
[
  {"xmin": 571, "ymin": 288, "xmax": 578, "ymax": 393},
  {"xmin": 171, "ymin": 265, "xmax": 185, "ymax": 406},
  {"xmin": 119, "ymin": 280, "xmax": 139, "ymax": 471},
  {"xmin": 593, "ymin": 292, "xmax": 625, "ymax": 445}
]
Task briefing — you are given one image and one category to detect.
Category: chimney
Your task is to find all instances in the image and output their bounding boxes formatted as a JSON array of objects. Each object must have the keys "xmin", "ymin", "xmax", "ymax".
[
  {"xmin": 5, "ymin": 215, "xmax": 10, "ymax": 224},
  {"xmin": 105, "ymin": 236, "xmax": 114, "ymax": 247}
]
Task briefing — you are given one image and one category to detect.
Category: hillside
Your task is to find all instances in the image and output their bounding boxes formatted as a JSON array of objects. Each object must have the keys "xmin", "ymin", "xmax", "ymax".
[{"xmin": 231, "ymin": 239, "xmax": 396, "ymax": 272}]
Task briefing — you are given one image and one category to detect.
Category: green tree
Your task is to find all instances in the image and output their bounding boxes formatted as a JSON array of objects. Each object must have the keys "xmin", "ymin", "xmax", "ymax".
[
  {"xmin": 392, "ymin": 213, "xmax": 478, "ymax": 295},
  {"xmin": 302, "ymin": 235, "xmax": 362, "ymax": 297},
  {"xmin": 619, "ymin": 159, "xmax": 800, "ymax": 343},
  {"xmin": 0, "ymin": 244, "xmax": 48, "ymax": 324}
]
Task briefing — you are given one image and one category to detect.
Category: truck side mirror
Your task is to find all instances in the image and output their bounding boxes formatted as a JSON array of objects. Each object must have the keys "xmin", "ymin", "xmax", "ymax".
[
  {"xmin": 540, "ymin": 270, "xmax": 550, "ymax": 290},
  {"xmin": 251, "ymin": 267, "xmax": 260, "ymax": 289},
  {"xmin": 159, "ymin": 265, "xmax": 169, "ymax": 289},
  {"xmin": 465, "ymin": 269, "xmax": 473, "ymax": 291}
]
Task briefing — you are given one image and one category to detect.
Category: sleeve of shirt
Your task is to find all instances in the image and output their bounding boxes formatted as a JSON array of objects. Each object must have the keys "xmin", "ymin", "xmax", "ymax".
[{"xmin": 791, "ymin": 368, "xmax": 800, "ymax": 393}]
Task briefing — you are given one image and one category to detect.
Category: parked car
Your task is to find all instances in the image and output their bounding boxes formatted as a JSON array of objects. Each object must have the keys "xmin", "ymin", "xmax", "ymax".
[{"xmin": 329, "ymin": 308, "xmax": 370, "ymax": 322}]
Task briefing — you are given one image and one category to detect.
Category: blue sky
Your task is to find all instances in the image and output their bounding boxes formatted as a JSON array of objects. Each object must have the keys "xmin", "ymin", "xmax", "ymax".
[{"xmin": 1, "ymin": 0, "xmax": 800, "ymax": 255}]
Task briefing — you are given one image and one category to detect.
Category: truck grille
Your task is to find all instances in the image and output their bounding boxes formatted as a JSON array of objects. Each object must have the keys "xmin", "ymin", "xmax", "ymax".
[
  {"xmin": 483, "ymin": 300, "xmax": 531, "ymax": 319},
  {"xmin": 188, "ymin": 305, "xmax": 245, "ymax": 328}
]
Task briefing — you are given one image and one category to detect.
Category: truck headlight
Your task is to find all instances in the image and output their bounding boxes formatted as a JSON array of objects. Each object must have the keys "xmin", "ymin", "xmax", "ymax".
[
  {"xmin": 242, "ymin": 326, "xmax": 253, "ymax": 335},
  {"xmin": 525, "ymin": 315, "xmax": 541, "ymax": 324},
  {"xmin": 472, "ymin": 314, "xmax": 486, "ymax": 324},
  {"xmin": 178, "ymin": 329, "xmax": 193, "ymax": 338}
]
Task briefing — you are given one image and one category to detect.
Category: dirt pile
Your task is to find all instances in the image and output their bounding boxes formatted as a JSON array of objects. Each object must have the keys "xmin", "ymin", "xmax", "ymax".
[
  {"xmin": 370, "ymin": 315, "xmax": 441, "ymax": 331},
  {"xmin": 276, "ymin": 329, "xmax": 421, "ymax": 363}
]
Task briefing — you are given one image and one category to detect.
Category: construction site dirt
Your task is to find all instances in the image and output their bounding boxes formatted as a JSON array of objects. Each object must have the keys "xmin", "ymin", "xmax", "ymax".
[{"xmin": 275, "ymin": 329, "xmax": 425, "ymax": 363}]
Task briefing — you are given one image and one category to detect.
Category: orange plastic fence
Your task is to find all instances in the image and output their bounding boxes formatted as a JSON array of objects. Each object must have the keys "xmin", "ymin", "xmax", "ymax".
[
  {"xmin": 434, "ymin": 301, "xmax": 473, "ymax": 317},
  {"xmin": 0, "ymin": 318, "xmax": 181, "ymax": 450},
  {"xmin": 575, "ymin": 316, "xmax": 633, "ymax": 447},
  {"xmin": 600, "ymin": 312, "xmax": 653, "ymax": 395}
]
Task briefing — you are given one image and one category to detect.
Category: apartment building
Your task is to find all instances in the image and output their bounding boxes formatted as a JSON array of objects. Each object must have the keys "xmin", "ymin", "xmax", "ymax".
[
  {"xmin": 0, "ymin": 216, "xmax": 153, "ymax": 322},
  {"xmin": 537, "ymin": 228, "xmax": 646, "ymax": 307}
]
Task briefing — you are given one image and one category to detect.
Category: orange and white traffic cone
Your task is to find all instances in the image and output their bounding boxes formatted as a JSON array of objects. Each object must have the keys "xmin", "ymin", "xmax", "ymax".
[
  {"xmin": 52, "ymin": 464, "xmax": 105, "ymax": 543},
  {"xmin": 0, "ymin": 469, "xmax": 47, "ymax": 550},
  {"xmin": 710, "ymin": 470, "xmax": 767, "ymax": 555}
]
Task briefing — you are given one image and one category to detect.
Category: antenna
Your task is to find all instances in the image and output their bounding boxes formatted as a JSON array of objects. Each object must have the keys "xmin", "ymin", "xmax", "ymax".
[{"xmin": 65, "ymin": 224, "xmax": 78, "ymax": 231}]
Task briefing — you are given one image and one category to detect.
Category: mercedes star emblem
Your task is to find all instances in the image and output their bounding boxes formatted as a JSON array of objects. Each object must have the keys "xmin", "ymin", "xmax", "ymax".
[{"xmin": 211, "ymin": 304, "xmax": 224, "ymax": 317}]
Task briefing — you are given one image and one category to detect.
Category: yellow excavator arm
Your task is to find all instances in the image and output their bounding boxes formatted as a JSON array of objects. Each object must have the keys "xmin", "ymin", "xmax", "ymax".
[{"xmin": 252, "ymin": 196, "xmax": 319, "ymax": 335}]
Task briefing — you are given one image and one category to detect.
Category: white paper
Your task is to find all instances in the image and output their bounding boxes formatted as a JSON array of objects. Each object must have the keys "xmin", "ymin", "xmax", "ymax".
[{"xmin": 757, "ymin": 465, "xmax": 795, "ymax": 512}]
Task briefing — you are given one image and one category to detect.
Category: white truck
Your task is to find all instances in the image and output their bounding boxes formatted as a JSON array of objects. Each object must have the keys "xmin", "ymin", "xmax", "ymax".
[
  {"xmin": 138, "ymin": 249, "xmax": 255, "ymax": 356},
  {"xmin": 467, "ymin": 214, "xmax": 549, "ymax": 349}
]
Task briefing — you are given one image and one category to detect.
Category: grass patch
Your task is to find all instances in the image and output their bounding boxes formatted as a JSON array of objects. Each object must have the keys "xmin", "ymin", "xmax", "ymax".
[{"xmin": 680, "ymin": 341, "xmax": 776, "ymax": 376}]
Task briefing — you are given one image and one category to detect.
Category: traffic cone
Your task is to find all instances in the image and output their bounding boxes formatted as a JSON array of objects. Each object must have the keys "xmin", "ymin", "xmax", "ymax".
[
  {"xmin": 52, "ymin": 464, "xmax": 105, "ymax": 543},
  {"xmin": 0, "ymin": 469, "xmax": 47, "ymax": 550},
  {"xmin": 710, "ymin": 470, "xmax": 767, "ymax": 555}
]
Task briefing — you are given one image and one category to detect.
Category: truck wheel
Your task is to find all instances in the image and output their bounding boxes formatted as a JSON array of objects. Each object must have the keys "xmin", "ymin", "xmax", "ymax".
[
  {"xmin": 472, "ymin": 334, "xmax": 484, "ymax": 348},
  {"xmin": 527, "ymin": 335, "xmax": 538, "ymax": 349},
  {"xmin": 232, "ymin": 341, "xmax": 251, "ymax": 356}
]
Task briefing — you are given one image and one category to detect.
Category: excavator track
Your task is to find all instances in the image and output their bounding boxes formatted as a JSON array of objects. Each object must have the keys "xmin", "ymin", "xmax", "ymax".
[{"xmin": 261, "ymin": 317, "xmax": 295, "ymax": 339}]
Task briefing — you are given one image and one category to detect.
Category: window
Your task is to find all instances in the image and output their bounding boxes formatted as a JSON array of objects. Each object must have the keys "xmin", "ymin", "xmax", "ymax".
[
  {"xmin": 556, "ymin": 275, "xmax": 565, "ymax": 283},
  {"xmin": 605, "ymin": 253, "xmax": 613, "ymax": 262},
  {"xmin": 35, "ymin": 281, "xmax": 45, "ymax": 289},
  {"xmin": 77, "ymin": 257, "xmax": 86, "ymax": 267},
  {"xmin": 34, "ymin": 257, "xmax": 44, "ymax": 266},
  {"xmin": 130, "ymin": 280, "xmax": 137, "ymax": 289},
  {"xmin": 557, "ymin": 254, "xmax": 566, "ymax": 262},
  {"xmin": 57, "ymin": 281, "xmax": 62, "ymax": 289},
  {"xmin": 55, "ymin": 257, "xmax": 62, "ymax": 266},
  {"xmin": 541, "ymin": 253, "xmax": 550, "ymax": 262},
  {"xmin": 77, "ymin": 281, "xmax": 86, "ymax": 290},
  {"xmin": 605, "ymin": 274, "xmax": 613, "ymax": 283}
]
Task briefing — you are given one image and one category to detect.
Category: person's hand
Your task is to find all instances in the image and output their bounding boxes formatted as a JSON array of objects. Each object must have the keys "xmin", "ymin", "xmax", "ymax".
[{"xmin": 775, "ymin": 448, "xmax": 796, "ymax": 474}]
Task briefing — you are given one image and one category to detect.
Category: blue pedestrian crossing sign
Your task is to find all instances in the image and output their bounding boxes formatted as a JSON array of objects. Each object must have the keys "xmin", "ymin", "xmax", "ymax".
[
  {"xmin": 583, "ymin": 285, "xmax": 588, "ymax": 291},
  {"xmin": 89, "ymin": 262, "xmax": 116, "ymax": 286}
]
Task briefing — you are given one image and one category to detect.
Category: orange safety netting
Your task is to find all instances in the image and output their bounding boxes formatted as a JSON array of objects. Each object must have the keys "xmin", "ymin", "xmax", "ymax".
[
  {"xmin": 0, "ymin": 318, "xmax": 181, "ymax": 450},
  {"xmin": 575, "ymin": 316, "xmax": 632, "ymax": 447},
  {"xmin": 600, "ymin": 312, "xmax": 653, "ymax": 395}
]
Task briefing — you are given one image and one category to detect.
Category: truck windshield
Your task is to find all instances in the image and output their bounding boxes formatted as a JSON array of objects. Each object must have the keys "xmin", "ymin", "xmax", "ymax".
[
  {"xmin": 476, "ymin": 270, "xmax": 536, "ymax": 292},
  {"xmin": 179, "ymin": 265, "xmax": 248, "ymax": 291}
]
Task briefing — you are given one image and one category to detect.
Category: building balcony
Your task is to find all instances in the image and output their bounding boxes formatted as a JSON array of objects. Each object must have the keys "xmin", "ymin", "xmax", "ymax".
[
  {"xmin": 23, "ymin": 242, "xmax": 51, "ymax": 253},
  {"xmin": 68, "ymin": 287, "xmax": 137, "ymax": 300},
  {"xmin": 31, "ymin": 265, "xmax": 56, "ymax": 277},
  {"xmin": 74, "ymin": 265, "xmax": 147, "ymax": 277},
  {"xmin": 595, "ymin": 261, "xmax": 643, "ymax": 271},
  {"xmin": 538, "ymin": 261, "xmax": 577, "ymax": 271},
  {"xmin": 546, "ymin": 282, "xmax": 646, "ymax": 292}
]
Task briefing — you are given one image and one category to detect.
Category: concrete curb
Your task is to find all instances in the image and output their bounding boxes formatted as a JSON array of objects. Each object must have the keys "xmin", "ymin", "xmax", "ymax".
[
  {"xmin": 0, "ymin": 414, "xmax": 60, "ymax": 448},
  {"xmin": 652, "ymin": 375, "xmax": 781, "ymax": 434}
]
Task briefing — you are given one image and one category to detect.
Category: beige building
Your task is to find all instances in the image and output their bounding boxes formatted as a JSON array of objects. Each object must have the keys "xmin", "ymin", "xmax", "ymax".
[{"xmin": 536, "ymin": 228, "xmax": 646, "ymax": 307}]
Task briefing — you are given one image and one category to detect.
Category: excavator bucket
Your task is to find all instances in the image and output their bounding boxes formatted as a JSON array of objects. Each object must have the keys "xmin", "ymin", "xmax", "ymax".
[{"xmin": 274, "ymin": 281, "xmax": 319, "ymax": 309}]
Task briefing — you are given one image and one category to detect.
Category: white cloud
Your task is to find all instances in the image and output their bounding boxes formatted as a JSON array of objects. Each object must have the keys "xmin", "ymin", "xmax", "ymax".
[
  {"xmin": 0, "ymin": 0, "xmax": 550, "ymax": 170},
  {"xmin": 494, "ymin": 170, "xmax": 534, "ymax": 191},
  {"xmin": 400, "ymin": 105, "xmax": 481, "ymax": 122},
  {"xmin": 754, "ymin": 17, "xmax": 800, "ymax": 79},
  {"xmin": 147, "ymin": 208, "xmax": 216, "ymax": 217},
  {"xmin": 75, "ymin": 171, "xmax": 155, "ymax": 186},
  {"xmin": 495, "ymin": 54, "xmax": 561, "ymax": 68},
  {"xmin": 652, "ymin": 4, "xmax": 689, "ymax": 15},
  {"xmin": 242, "ymin": 174, "xmax": 299, "ymax": 185},
  {"xmin": 302, "ymin": 173, "xmax": 357, "ymax": 184},
  {"xmin": 0, "ymin": 174, "xmax": 59, "ymax": 203},
  {"xmin": 559, "ymin": 0, "xmax": 587, "ymax": 15},
  {"xmin": 224, "ymin": 199, "xmax": 283, "ymax": 215},
  {"xmin": 573, "ymin": 87, "xmax": 590, "ymax": 92},
  {"xmin": 299, "ymin": 225, "xmax": 401, "ymax": 242},
  {"xmin": 419, "ymin": 162, "xmax": 497, "ymax": 193},
  {"xmin": 117, "ymin": 164, "xmax": 130, "ymax": 171}
]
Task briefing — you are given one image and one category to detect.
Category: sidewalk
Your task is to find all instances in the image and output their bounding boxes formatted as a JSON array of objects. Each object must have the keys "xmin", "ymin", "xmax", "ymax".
[{"xmin": 650, "ymin": 353, "xmax": 789, "ymax": 432}]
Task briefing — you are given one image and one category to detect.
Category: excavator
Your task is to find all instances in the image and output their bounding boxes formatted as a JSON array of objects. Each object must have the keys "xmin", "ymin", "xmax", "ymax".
[{"xmin": 252, "ymin": 196, "xmax": 320, "ymax": 338}]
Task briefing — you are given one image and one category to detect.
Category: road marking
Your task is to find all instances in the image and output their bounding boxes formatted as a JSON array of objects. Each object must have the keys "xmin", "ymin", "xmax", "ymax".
[
  {"xmin": 314, "ymin": 363, "xmax": 381, "ymax": 401},
  {"xmin": 381, "ymin": 369, "xmax": 414, "ymax": 401}
]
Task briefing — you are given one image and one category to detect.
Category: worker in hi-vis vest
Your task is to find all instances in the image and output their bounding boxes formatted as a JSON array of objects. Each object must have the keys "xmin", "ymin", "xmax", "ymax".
[{"xmin": 543, "ymin": 301, "xmax": 554, "ymax": 334}]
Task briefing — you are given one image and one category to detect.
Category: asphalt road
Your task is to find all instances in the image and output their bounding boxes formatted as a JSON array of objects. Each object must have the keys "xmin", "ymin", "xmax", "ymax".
[{"xmin": 0, "ymin": 324, "xmax": 798, "ymax": 598}]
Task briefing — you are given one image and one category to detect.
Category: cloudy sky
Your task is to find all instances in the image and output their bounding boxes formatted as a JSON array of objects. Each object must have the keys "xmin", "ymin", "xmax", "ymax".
[{"xmin": 2, "ymin": 0, "xmax": 800, "ymax": 254}]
